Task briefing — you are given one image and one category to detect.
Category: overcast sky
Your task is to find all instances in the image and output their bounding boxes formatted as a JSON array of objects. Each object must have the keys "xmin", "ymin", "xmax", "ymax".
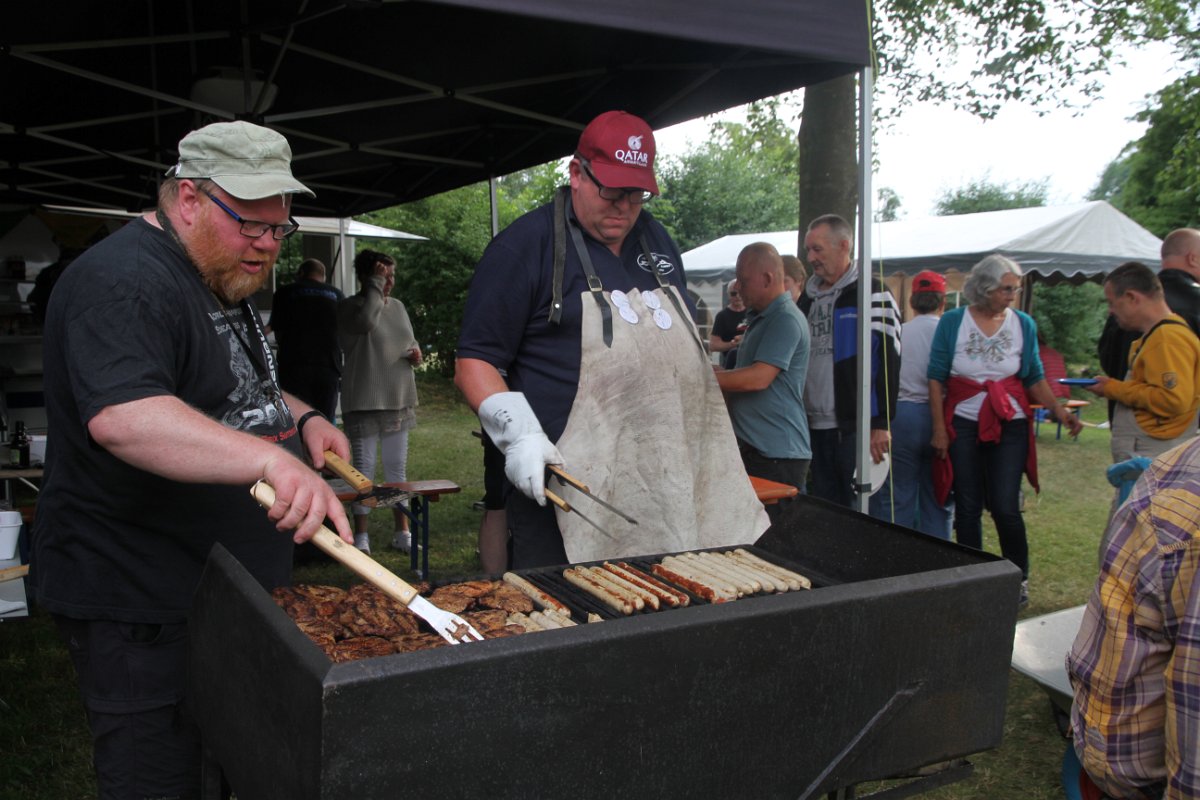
[{"xmin": 654, "ymin": 39, "xmax": 1183, "ymax": 220}]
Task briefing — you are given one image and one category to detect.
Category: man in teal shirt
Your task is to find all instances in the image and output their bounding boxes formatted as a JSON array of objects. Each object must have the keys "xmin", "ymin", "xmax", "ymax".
[{"xmin": 716, "ymin": 242, "xmax": 811, "ymax": 513}]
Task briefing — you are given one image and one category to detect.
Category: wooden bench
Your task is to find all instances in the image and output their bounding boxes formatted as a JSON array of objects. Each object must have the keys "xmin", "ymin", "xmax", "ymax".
[
  {"xmin": 334, "ymin": 479, "xmax": 460, "ymax": 579},
  {"xmin": 1030, "ymin": 399, "xmax": 1090, "ymax": 440}
]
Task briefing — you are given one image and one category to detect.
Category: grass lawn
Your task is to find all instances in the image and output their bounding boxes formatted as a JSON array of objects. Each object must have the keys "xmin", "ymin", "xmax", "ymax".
[{"xmin": 0, "ymin": 376, "xmax": 1116, "ymax": 799}]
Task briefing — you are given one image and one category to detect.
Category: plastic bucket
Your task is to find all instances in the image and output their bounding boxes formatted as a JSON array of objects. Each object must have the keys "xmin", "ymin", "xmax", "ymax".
[{"xmin": 0, "ymin": 522, "xmax": 19, "ymax": 560}]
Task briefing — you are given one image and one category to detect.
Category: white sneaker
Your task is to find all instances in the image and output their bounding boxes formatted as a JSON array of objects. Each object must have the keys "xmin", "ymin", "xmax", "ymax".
[
  {"xmin": 353, "ymin": 532, "xmax": 371, "ymax": 553},
  {"xmin": 390, "ymin": 530, "xmax": 412, "ymax": 553}
]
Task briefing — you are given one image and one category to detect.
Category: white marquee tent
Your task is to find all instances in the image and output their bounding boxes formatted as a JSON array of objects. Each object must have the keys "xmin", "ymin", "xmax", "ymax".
[{"xmin": 684, "ymin": 201, "xmax": 1163, "ymax": 316}]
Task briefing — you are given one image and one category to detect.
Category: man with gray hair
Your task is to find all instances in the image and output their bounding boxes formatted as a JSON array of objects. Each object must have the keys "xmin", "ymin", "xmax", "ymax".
[
  {"xmin": 32, "ymin": 120, "xmax": 353, "ymax": 798},
  {"xmin": 799, "ymin": 213, "xmax": 901, "ymax": 508}
]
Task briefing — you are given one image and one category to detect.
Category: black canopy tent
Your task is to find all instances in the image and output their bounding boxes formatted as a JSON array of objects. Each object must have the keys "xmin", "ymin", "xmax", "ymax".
[{"xmin": 2, "ymin": 0, "xmax": 869, "ymax": 216}]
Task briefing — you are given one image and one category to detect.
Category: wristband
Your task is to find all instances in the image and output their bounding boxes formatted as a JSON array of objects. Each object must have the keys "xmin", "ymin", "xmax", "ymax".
[{"xmin": 296, "ymin": 410, "xmax": 325, "ymax": 435}]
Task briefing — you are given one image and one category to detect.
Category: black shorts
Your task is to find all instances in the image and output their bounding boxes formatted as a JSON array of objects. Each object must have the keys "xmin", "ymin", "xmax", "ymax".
[
  {"xmin": 54, "ymin": 615, "xmax": 205, "ymax": 800},
  {"xmin": 481, "ymin": 431, "xmax": 508, "ymax": 511}
]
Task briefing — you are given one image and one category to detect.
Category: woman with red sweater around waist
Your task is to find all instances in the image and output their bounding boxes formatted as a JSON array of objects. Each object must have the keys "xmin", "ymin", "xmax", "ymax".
[{"xmin": 928, "ymin": 255, "xmax": 1082, "ymax": 607}]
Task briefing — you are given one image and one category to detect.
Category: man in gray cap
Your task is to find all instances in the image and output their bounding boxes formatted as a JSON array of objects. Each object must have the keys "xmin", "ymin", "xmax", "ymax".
[{"xmin": 31, "ymin": 120, "xmax": 353, "ymax": 799}]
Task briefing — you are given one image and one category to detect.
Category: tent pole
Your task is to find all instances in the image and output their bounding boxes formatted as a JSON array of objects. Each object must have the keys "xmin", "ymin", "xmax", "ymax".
[
  {"xmin": 855, "ymin": 66, "xmax": 875, "ymax": 514},
  {"xmin": 489, "ymin": 176, "xmax": 499, "ymax": 238}
]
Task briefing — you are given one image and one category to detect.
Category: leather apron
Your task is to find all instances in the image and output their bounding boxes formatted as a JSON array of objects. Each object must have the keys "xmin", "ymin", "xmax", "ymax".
[{"xmin": 552, "ymin": 224, "xmax": 769, "ymax": 563}]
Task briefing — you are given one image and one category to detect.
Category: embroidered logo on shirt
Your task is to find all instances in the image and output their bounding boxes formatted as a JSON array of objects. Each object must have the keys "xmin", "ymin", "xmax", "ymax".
[
  {"xmin": 1164, "ymin": 372, "xmax": 1179, "ymax": 390},
  {"xmin": 966, "ymin": 329, "xmax": 1013, "ymax": 363},
  {"xmin": 636, "ymin": 251, "xmax": 676, "ymax": 275}
]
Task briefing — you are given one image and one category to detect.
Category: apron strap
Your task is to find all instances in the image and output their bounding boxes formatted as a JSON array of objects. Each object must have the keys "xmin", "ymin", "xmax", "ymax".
[
  {"xmin": 565, "ymin": 195, "xmax": 613, "ymax": 348},
  {"xmin": 548, "ymin": 186, "xmax": 569, "ymax": 325},
  {"xmin": 639, "ymin": 232, "xmax": 705, "ymax": 358}
]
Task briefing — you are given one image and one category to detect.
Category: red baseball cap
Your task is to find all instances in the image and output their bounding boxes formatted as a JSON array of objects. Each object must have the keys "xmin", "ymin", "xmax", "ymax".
[
  {"xmin": 576, "ymin": 111, "xmax": 659, "ymax": 195},
  {"xmin": 912, "ymin": 270, "xmax": 946, "ymax": 294}
]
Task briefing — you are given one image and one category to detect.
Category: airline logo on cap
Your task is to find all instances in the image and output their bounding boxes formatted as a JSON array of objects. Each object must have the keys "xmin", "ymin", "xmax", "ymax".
[{"xmin": 616, "ymin": 134, "xmax": 649, "ymax": 168}]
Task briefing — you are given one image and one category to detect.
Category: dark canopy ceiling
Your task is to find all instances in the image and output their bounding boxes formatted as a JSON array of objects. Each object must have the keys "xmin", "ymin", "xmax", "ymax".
[{"xmin": 2, "ymin": 0, "xmax": 869, "ymax": 217}]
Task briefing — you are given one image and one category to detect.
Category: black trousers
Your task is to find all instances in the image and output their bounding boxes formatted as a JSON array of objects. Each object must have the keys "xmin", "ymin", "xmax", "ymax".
[{"xmin": 737, "ymin": 441, "xmax": 809, "ymax": 524}]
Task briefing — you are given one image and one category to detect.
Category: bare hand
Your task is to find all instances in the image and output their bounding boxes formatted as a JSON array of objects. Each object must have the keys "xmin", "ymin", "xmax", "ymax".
[
  {"xmin": 869, "ymin": 429, "xmax": 890, "ymax": 464},
  {"xmin": 408, "ymin": 346, "xmax": 423, "ymax": 366},
  {"xmin": 1085, "ymin": 376, "xmax": 1110, "ymax": 397},
  {"xmin": 261, "ymin": 452, "xmax": 353, "ymax": 545},
  {"xmin": 931, "ymin": 428, "xmax": 949, "ymax": 460},
  {"xmin": 1059, "ymin": 410, "xmax": 1084, "ymax": 439}
]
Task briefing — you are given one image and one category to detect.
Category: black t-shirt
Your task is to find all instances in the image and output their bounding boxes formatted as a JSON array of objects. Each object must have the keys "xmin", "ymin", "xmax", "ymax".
[
  {"xmin": 711, "ymin": 306, "xmax": 746, "ymax": 369},
  {"xmin": 269, "ymin": 277, "xmax": 344, "ymax": 371},
  {"xmin": 32, "ymin": 218, "xmax": 302, "ymax": 623},
  {"xmin": 457, "ymin": 200, "xmax": 692, "ymax": 441}
]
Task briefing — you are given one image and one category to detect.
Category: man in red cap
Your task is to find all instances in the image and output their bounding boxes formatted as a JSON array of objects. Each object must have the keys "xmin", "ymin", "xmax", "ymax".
[
  {"xmin": 871, "ymin": 270, "xmax": 954, "ymax": 538},
  {"xmin": 455, "ymin": 111, "xmax": 768, "ymax": 568}
]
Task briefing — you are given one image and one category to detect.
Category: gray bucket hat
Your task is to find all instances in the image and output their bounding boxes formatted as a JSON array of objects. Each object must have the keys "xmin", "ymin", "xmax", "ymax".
[{"xmin": 166, "ymin": 120, "xmax": 314, "ymax": 199}]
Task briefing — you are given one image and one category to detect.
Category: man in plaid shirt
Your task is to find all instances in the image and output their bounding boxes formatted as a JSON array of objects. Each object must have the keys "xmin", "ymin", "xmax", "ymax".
[{"xmin": 1067, "ymin": 435, "xmax": 1200, "ymax": 799}]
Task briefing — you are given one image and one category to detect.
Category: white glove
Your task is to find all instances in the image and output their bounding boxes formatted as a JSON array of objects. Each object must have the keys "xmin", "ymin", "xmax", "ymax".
[{"xmin": 478, "ymin": 392, "xmax": 564, "ymax": 505}]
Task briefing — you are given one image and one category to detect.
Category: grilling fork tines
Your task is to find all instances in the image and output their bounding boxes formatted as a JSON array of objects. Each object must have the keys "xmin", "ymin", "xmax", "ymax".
[{"xmin": 250, "ymin": 481, "xmax": 483, "ymax": 645}]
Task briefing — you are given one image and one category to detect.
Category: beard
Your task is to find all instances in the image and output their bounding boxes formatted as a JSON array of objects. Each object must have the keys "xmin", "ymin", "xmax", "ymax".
[{"xmin": 186, "ymin": 214, "xmax": 275, "ymax": 304}]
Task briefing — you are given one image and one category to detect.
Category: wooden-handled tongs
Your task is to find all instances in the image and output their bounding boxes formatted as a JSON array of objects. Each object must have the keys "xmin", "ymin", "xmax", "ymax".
[{"xmin": 545, "ymin": 465, "xmax": 639, "ymax": 531}]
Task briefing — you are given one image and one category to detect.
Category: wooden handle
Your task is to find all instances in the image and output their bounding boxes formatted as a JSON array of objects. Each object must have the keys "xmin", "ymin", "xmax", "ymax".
[
  {"xmin": 0, "ymin": 564, "xmax": 29, "ymax": 584},
  {"xmin": 250, "ymin": 481, "xmax": 417, "ymax": 605},
  {"xmin": 544, "ymin": 487, "xmax": 571, "ymax": 512},
  {"xmin": 547, "ymin": 465, "xmax": 589, "ymax": 493},
  {"xmin": 323, "ymin": 450, "xmax": 373, "ymax": 492}
]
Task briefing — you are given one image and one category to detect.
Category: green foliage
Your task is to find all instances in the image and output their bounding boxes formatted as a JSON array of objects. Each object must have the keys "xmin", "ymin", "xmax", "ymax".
[
  {"xmin": 654, "ymin": 98, "xmax": 800, "ymax": 251},
  {"xmin": 357, "ymin": 161, "xmax": 566, "ymax": 376},
  {"xmin": 874, "ymin": 0, "xmax": 1199, "ymax": 121},
  {"xmin": 876, "ymin": 187, "xmax": 903, "ymax": 221},
  {"xmin": 1091, "ymin": 71, "xmax": 1200, "ymax": 237},
  {"xmin": 934, "ymin": 176, "xmax": 1049, "ymax": 216},
  {"xmin": 1030, "ymin": 282, "xmax": 1108, "ymax": 369}
]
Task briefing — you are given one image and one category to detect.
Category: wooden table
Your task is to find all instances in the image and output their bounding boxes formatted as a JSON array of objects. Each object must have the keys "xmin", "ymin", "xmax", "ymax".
[{"xmin": 334, "ymin": 479, "xmax": 460, "ymax": 579}]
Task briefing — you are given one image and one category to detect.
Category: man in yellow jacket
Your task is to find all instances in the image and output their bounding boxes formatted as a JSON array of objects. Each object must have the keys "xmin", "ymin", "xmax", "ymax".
[{"xmin": 1088, "ymin": 260, "xmax": 1200, "ymax": 468}]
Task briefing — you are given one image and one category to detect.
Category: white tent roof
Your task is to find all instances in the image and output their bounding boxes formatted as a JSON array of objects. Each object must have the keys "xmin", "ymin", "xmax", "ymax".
[{"xmin": 683, "ymin": 201, "xmax": 1162, "ymax": 282}]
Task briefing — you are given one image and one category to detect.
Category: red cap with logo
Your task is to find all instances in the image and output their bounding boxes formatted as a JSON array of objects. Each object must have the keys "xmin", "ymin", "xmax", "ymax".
[
  {"xmin": 576, "ymin": 111, "xmax": 659, "ymax": 195},
  {"xmin": 912, "ymin": 270, "xmax": 946, "ymax": 294}
]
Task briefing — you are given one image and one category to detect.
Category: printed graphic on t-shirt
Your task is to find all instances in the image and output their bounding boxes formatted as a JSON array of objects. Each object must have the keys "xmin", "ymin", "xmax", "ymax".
[
  {"xmin": 808, "ymin": 300, "xmax": 833, "ymax": 357},
  {"xmin": 636, "ymin": 251, "xmax": 676, "ymax": 275},
  {"xmin": 965, "ymin": 329, "xmax": 1013, "ymax": 363},
  {"xmin": 208, "ymin": 309, "xmax": 287, "ymax": 433}
]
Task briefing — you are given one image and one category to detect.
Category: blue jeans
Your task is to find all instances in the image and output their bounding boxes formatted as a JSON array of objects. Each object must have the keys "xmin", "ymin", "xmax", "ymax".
[
  {"xmin": 809, "ymin": 427, "xmax": 857, "ymax": 508},
  {"xmin": 950, "ymin": 415, "xmax": 1030, "ymax": 578},
  {"xmin": 871, "ymin": 401, "xmax": 954, "ymax": 539}
]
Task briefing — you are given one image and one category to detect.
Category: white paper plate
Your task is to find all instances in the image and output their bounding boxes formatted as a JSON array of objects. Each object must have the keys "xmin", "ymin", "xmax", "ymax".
[{"xmin": 853, "ymin": 451, "xmax": 891, "ymax": 496}]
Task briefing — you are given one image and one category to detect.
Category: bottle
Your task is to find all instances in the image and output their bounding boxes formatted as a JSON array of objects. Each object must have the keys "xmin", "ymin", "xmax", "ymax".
[{"xmin": 10, "ymin": 421, "xmax": 29, "ymax": 469}]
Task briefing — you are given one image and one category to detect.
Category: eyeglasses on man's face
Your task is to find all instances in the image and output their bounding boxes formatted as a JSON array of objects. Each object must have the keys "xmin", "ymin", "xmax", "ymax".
[
  {"xmin": 580, "ymin": 162, "xmax": 653, "ymax": 205},
  {"xmin": 203, "ymin": 190, "xmax": 300, "ymax": 240}
]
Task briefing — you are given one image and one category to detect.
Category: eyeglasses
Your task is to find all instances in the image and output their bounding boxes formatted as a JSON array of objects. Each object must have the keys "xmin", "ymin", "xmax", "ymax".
[
  {"xmin": 728, "ymin": 292, "xmax": 740, "ymax": 297},
  {"xmin": 203, "ymin": 190, "xmax": 300, "ymax": 240},
  {"xmin": 580, "ymin": 162, "xmax": 652, "ymax": 205},
  {"xmin": 992, "ymin": 285, "xmax": 1022, "ymax": 295}
]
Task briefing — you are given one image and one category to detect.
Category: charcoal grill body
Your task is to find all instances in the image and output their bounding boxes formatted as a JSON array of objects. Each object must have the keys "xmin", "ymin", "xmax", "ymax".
[{"xmin": 190, "ymin": 496, "xmax": 1020, "ymax": 799}]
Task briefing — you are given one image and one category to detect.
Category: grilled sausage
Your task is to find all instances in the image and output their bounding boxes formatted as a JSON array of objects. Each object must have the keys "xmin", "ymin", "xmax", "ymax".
[
  {"xmin": 563, "ymin": 568, "xmax": 633, "ymax": 615},
  {"xmin": 712, "ymin": 552, "xmax": 787, "ymax": 593},
  {"xmin": 602, "ymin": 562, "xmax": 677, "ymax": 609},
  {"xmin": 588, "ymin": 566, "xmax": 655, "ymax": 611},
  {"xmin": 697, "ymin": 551, "xmax": 772, "ymax": 594},
  {"xmin": 614, "ymin": 562, "xmax": 690, "ymax": 607},
  {"xmin": 502, "ymin": 571, "xmax": 572, "ymax": 617},
  {"xmin": 692, "ymin": 552, "xmax": 760, "ymax": 595},
  {"xmin": 730, "ymin": 549, "xmax": 811, "ymax": 590},
  {"xmin": 663, "ymin": 555, "xmax": 740, "ymax": 598},
  {"xmin": 651, "ymin": 562, "xmax": 736, "ymax": 603}
]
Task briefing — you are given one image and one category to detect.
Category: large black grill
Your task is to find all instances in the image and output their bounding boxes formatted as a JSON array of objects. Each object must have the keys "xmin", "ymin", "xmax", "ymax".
[{"xmin": 190, "ymin": 496, "xmax": 1020, "ymax": 799}]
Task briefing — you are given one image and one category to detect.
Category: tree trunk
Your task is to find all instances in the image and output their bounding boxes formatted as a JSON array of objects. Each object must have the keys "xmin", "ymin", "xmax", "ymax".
[{"xmin": 797, "ymin": 73, "xmax": 858, "ymax": 255}]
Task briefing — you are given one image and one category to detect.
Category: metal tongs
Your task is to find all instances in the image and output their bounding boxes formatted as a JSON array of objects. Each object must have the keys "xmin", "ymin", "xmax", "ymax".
[
  {"xmin": 543, "ymin": 465, "xmax": 639, "ymax": 539},
  {"xmin": 250, "ymin": 481, "xmax": 483, "ymax": 645}
]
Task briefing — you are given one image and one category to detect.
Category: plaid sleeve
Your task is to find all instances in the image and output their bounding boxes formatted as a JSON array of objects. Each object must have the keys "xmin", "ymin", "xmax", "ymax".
[{"xmin": 1067, "ymin": 439, "xmax": 1200, "ymax": 800}]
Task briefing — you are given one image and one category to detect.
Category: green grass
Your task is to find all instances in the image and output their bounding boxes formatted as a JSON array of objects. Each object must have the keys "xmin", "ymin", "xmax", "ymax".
[{"xmin": 0, "ymin": 379, "xmax": 1116, "ymax": 799}]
